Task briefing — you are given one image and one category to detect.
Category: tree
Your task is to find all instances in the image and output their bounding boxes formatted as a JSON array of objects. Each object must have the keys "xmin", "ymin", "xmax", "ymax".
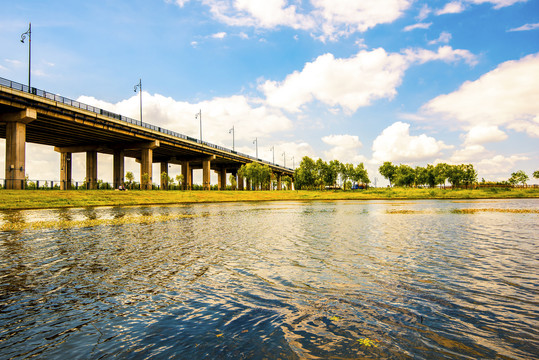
[
  {"xmin": 294, "ymin": 156, "xmax": 317, "ymax": 189},
  {"xmin": 228, "ymin": 174, "xmax": 237, "ymax": 190},
  {"xmin": 533, "ymin": 170, "xmax": 539, "ymax": 179},
  {"xmin": 352, "ymin": 163, "xmax": 370, "ymax": 186},
  {"xmin": 282, "ymin": 175, "xmax": 292, "ymax": 190},
  {"xmin": 125, "ymin": 171, "xmax": 135, "ymax": 189},
  {"xmin": 446, "ymin": 165, "xmax": 464, "ymax": 188},
  {"xmin": 161, "ymin": 171, "xmax": 170, "ymax": 190},
  {"xmin": 176, "ymin": 174, "xmax": 185, "ymax": 189},
  {"xmin": 141, "ymin": 173, "xmax": 151, "ymax": 190},
  {"xmin": 238, "ymin": 162, "xmax": 272, "ymax": 190},
  {"xmin": 508, "ymin": 170, "xmax": 529, "ymax": 186},
  {"xmin": 414, "ymin": 166, "xmax": 428, "ymax": 187},
  {"xmin": 434, "ymin": 163, "xmax": 449, "ymax": 188},
  {"xmin": 393, "ymin": 165, "xmax": 415, "ymax": 187},
  {"xmin": 379, "ymin": 162, "xmax": 397, "ymax": 186},
  {"xmin": 461, "ymin": 164, "xmax": 477, "ymax": 188}
]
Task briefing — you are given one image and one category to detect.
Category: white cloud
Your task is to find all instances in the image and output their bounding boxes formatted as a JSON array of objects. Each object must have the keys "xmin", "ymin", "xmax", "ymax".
[
  {"xmin": 469, "ymin": 0, "xmax": 527, "ymax": 9},
  {"xmin": 211, "ymin": 32, "xmax": 227, "ymax": 39},
  {"xmin": 372, "ymin": 122, "xmax": 452, "ymax": 162},
  {"xmin": 77, "ymin": 92, "xmax": 293, "ymax": 148},
  {"xmin": 322, "ymin": 134, "xmax": 366, "ymax": 163},
  {"xmin": 403, "ymin": 22, "xmax": 432, "ymax": 32},
  {"xmin": 416, "ymin": 4, "xmax": 431, "ymax": 21},
  {"xmin": 312, "ymin": 0, "xmax": 412, "ymax": 39},
  {"xmin": 404, "ymin": 45, "xmax": 478, "ymax": 65},
  {"xmin": 463, "ymin": 125, "xmax": 508, "ymax": 145},
  {"xmin": 436, "ymin": 1, "xmax": 466, "ymax": 15},
  {"xmin": 428, "ymin": 31, "xmax": 452, "ymax": 45},
  {"xmin": 422, "ymin": 52, "xmax": 539, "ymax": 137},
  {"xmin": 260, "ymin": 48, "xmax": 408, "ymax": 113},
  {"xmin": 261, "ymin": 46, "xmax": 476, "ymax": 113},
  {"xmin": 449, "ymin": 144, "xmax": 489, "ymax": 163},
  {"xmin": 508, "ymin": 23, "xmax": 539, "ymax": 32},
  {"xmin": 476, "ymin": 154, "xmax": 529, "ymax": 180}
]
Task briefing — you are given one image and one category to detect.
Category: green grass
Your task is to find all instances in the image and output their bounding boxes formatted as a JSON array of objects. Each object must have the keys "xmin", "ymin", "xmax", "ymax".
[{"xmin": 0, "ymin": 187, "xmax": 537, "ymax": 210}]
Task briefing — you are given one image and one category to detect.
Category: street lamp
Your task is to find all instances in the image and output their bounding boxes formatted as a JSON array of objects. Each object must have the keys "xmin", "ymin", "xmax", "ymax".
[
  {"xmin": 195, "ymin": 110, "xmax": 202, "ymax": 141},
  {"xmin": 292, "ymin": 156, "xmax": 295, "ymax": 169},
  {"xmin": 270, "ymin": 146, "xmax": 274, "ymax": 164},
  {"xmin": 133, "ymin": 79, "xmax": 142, "ymax": 122},
  {"xmin": 229, "ymin": 125, "xmax": 235, "ymax": 151},
  {"xmin": 253, "ymin": 137, "xmax": 258, "ymax": 159},
  {"xmin": 282, "ymin": 152, "xmax": 286, "ymax": 167},
  {"xmin": 20, "ymin": 22, "xmax": 31, "ymax": 92}
]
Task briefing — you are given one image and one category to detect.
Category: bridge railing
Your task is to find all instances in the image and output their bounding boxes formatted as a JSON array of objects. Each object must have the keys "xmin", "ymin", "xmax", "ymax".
[{"xmin": 0, "ymin": 77, "xmax": 293, "ymax": 172}]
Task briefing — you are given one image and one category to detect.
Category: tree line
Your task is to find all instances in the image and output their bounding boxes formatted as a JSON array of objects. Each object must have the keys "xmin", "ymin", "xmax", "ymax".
[
  {"xmin": 379, "ymin": 162, "xmax": 478, "ymax": 188},
  {"xmin": 294, "ymin": 156, "xmax": 370, "ymax": 190}
]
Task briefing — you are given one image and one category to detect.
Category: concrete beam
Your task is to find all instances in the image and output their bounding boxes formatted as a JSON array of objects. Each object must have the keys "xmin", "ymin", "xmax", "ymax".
[{"xmin": 0, "ymin": 108, "xmax": 37, "ymax": 124}]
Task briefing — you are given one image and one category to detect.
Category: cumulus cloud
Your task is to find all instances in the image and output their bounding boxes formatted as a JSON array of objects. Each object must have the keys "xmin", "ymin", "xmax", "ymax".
[
  {"xmin": 260, "ymin": 46, "xmax": 477, "ymax": 113},
  {"xmin": 77, "ymin": 92, "xmax": 293, "ymax": 147},
  {"xmin": 476, "ymin": 154, "xmax": 529, "ymax": 179},
  {"xmin": 422, "ymin": 52, "xmax": 539, "ymax": 137},
  {"xmin": 436, "ymin": 1, "xmax": 466, "ymax": 15},
  {"xmin": 180, "ymin": 0, "xmax": 412, "ymax": 41},
  {"xmin": 372, "ymin": 122, "xmax": 452, "ymax": 162},
  {"xmin": 449, "ymin": 144, "xmax": 489, "ymax": 163},
  {"xmin": 428, "ymin": 32, "xmax": 452, "ymax": 45},
  {"xmin": 463, "ymin": 125, "xmax": 508, "ymax": 145},
  {"xmin": 211, "ymin": 32, "xmax": 227, "ymax": 39},
  {"xmin": 322, "ymin": 134, "xmax": 366, "ymax": 163}
]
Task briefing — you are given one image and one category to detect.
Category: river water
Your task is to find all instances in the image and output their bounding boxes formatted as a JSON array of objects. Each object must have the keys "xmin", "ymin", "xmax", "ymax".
[{"xmin": 0, "ymin": 199, "xmax": 537, "ymax": 359}]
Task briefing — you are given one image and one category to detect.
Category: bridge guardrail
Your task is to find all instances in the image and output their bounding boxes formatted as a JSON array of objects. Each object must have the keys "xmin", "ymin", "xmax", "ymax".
[{"xmin": 0, "ymin": 77, "xmax": 293, "ymax": 172}]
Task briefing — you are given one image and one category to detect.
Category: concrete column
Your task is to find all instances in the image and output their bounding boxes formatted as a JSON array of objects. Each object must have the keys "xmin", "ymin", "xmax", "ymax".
[
  {"xmin": 60, "ymin": 152, "xmax": 72, "ymax": 190},
  {"xmin": 113, "ymin": 149, "xmax": 125, "ymax": 189},
  {"xmin": 2, "ymin": 108, "xmax": 36, "ymax": 190},
  {"xmin": 219, "ymin": 168, "xmax": 227, "ymax": 190},
  {"xmin": 203, "ymin": 158, "xmax": 211, "ymax": 190},
  {"xmin": 237, "ymin": 174, "xmax": 244, "ymax": 190},
  {"xmin": 86, "ymin": 151, "xmax": 98, "ymax": 189},
  {"xmin": 160, "ymin": 162, "xmax": 169, "ymax": 190},
  {"xmin": 140, "ymin": 148, "xmax": 153, "ymax": 190},
  {"xmin": 246, "ymin": 179, "xmax": 251, "ymax": 191},
  {"xmin": 181, "ymin": 161, "xmax": 191, "ymax": 190},
  {"xmin": 277, "ymin": 173, "xmax": 282, "ymax": 191}
]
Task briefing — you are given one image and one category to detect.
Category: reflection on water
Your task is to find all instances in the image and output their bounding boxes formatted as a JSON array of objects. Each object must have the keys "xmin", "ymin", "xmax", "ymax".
[{"xmin": 0, "ymin": 199, "xmax": 538, "ymax": 359}]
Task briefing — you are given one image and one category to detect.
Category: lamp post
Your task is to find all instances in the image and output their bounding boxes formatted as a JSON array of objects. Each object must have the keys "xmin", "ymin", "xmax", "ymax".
[
  {"xmin": 270, "ymin": 146, "xmax": 274, "ymax": 164},
  {"xmin": 292, "ymin": 156, "xmax": 295, "ymax": 169},
  {"xmin": 282, "ymin": 152, "xmax": 286, "ymax": 167},
  {"xmin": 229, "ymin": 125, "xmax": 235, "ymax": 151},
  {"xmin": 133, "ymin": 79, "xmax": 142, "ymax": 122},
  {"xmin": 20, "ymin": 22, "xmax": 31, "ymax": 92},
  {"xmin": 195, "ymin": 110, "xmax": 202, "ymax": 141},
  {"xmin": 253, "ymin": 137, "xmax": 258, "ymax": 159}
]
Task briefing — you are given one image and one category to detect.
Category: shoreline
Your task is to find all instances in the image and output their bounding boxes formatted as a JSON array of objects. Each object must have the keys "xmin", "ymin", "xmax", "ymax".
[{"xmin": 1, "ymin": 188, "xmax": 538, "ymax": 211}]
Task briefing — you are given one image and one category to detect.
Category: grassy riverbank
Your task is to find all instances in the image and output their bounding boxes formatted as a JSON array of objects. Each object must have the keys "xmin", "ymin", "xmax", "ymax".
[{"xmin": 0, "ymin": 187, "xmax": 538, "ymax": 210}]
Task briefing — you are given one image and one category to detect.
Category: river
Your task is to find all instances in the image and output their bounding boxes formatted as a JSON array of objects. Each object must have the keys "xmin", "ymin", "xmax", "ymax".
[{"xmin": 0, "ymin": 199, "xmax": 537, "ymax": 359}]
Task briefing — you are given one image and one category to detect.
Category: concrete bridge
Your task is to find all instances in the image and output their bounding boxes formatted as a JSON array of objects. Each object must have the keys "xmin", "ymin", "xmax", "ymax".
[{"xmin": 0, "ymin": 78, "xmax": 294, "ymax": 190}]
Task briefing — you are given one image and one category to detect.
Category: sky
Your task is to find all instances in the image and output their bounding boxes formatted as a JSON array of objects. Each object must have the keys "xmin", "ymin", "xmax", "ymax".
[{"xmin": 1, "ymin": 0, "xmax": 538, "ymax": 186}]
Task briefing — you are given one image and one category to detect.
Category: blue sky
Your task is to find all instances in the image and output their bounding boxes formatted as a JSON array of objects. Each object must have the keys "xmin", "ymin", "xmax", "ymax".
[{"xmin": 1, "ymin": 0, "xmax": 538, "ymax": 185}]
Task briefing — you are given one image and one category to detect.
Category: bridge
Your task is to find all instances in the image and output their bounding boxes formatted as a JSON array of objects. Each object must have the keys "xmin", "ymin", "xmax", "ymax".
[{"xmin": 0, "ymin": 77, "xmax": 295, "ymax": 190}]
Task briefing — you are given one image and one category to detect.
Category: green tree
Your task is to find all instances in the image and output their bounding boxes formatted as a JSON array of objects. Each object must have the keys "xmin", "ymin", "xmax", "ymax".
[
  {"xmin": 294, "ymin": 156, "xmax": 317, "ymax": 189},
  {"xmin": 446, "ymin": 165, "xmax": 464, "ymax": 188},
  {"xmin": 228, "ymin": 173, "xmax": 237, "ymax": 190},
  {"xmin": 176, "ymin": 174, "xmax": 185, "ymax": 189},
  {"xmin": 414, "ymin": 166, "xmax": 428, "ymax": 187},
  {"xmin": 508, "ymin": 170, "xmax": 529, "ymax": 186},
  {"xmin": 141, "ymin": 173, "xmax": 150, "ymax": 190},
  {"xmin": 238, "ymin": 162, "xmax": 272, "ymax": 190},
  {"xmin": 533, "ymin": 170, "xmax": 539, "ymax": 179},
  {"xmin": 379, "ymin": 162, "xmax": 397, "ymax": 186},
  {"xmin": 393, "ymin": 165, "xmax": 415, "ymax": 187},
  {"xmin": 125, "ymin": 171, "xmax": 134, "ymax": 189},
  {"xmin": 434, "ymin": 163, "xmax": 449, "ymax": 188},
  {"xmin": 461, "ymin": 164, "xmax": 477, "ymax": 188},
  {"xmin": 352, "ymin": 163, "xmax": 370, "ymax": 186}
]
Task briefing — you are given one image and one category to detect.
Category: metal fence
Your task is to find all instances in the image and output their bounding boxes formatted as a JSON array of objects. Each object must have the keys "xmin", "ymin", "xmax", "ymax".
[{"xmin": 0, "ymin": 77, "xmax": 293, "ymax": 171}]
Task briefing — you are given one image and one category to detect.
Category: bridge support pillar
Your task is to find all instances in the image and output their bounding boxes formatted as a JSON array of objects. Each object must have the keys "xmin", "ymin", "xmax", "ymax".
[
  {"xmin": 203, "ymin": 158, "xmax": 211, "ymax": 190},
  {"xmin": 181, "ymin": 161, "xmax": 191, "ymax": 190},
  {"xmin": 160, "ymin": 162, "xmax": 168, "ymax": 190},
  {"xmin": 140, "ymin": 148, "xmax": 153, "ymax": 190},
  {"xmin": 246, "ymin": 179, "xmax": 251, "ymax": 191},
  {"xmin": 1, "ymin": 108, "xmax": 36, "ymax": 190},
  {"xmin": 113, "ymin": 149, "xmax": 124, "ymax": 189},
  {"xmin": 237, "ymin": 173, "xmax": 244, "ymax": 190},
  {"xmin": 218, "ymin": 168, "xmax": 227, "ymax": 190},
  {"xmin": 60, "ymin": 152, "xmax": 72, "ymax": 190},
  {"xmin": 277, "ymin": 173, "xmax": 282, "ymax": 191},
  {"xmin": 86, "ymin": 151, "xmax": 98, "ymax": 189}
]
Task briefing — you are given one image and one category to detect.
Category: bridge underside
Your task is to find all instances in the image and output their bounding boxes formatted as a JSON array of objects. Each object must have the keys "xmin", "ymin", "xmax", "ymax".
[{"xmin": 0, "ymin": 84, "xmax": 293, "ymax": 190}]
